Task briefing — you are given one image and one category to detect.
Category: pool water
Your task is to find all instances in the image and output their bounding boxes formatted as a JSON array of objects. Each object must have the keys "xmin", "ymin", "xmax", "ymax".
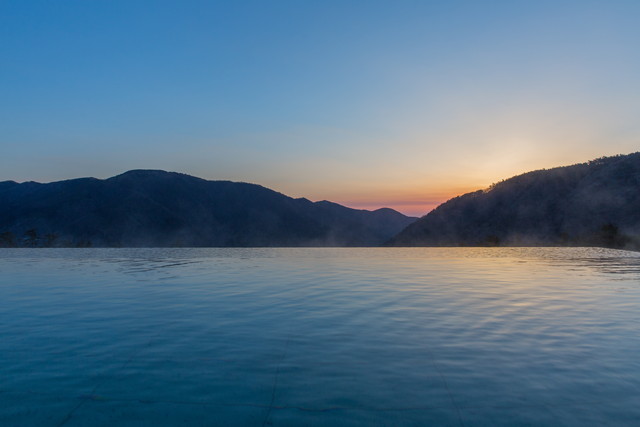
[{"xmin": 1, "ymin": 247, "xmax": 639, "ymax": 426}]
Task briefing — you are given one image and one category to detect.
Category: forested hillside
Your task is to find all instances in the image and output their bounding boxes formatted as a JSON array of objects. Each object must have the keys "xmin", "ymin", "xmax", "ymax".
[
  {"xmin": 389, "ymin": 153, "xmax": 640, "ymax": 250},
  {"xmin": 0, "ymin": 170, "xmax": 415, "ymax": 247}
]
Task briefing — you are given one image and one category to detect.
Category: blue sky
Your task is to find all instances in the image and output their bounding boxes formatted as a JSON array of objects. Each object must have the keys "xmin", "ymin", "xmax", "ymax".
[{"xmin": 2, "ymin": 0, "xmax": 639, "ymax": 216}]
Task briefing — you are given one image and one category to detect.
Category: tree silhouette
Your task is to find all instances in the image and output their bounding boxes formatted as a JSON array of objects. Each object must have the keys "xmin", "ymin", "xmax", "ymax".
[
  {"xmin": 0, "ymin": 231, "xmax": 16, "ymax": 247},
  {"xmin": 24, "ymin": 229, "xmax": 38, "ymax": 247},
  {"xmin": 598, "ymin": 223, "xmax": 629, "ymax": 249}
]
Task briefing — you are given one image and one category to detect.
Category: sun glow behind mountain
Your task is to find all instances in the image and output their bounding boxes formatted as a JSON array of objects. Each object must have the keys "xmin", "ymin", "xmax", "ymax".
[{"xmin": 1, "ymin": 1, "xmax": 639, "ymax": 216}]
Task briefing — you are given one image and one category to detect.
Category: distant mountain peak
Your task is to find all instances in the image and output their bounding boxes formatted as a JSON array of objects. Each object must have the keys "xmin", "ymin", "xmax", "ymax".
[
  {"xmin": 0, "ymin": 170, "xmax": 416, "ymax": 247},
  {"xmin": 112, "ymin": 169, "xmax": 178, "ymax": 178}
]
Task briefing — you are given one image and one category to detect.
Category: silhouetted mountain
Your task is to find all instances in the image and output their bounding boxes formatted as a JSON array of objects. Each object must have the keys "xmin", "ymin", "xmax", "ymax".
[
  {"xmin": 0, "ymin": 170, "xmax": 415, "ymax": 247},
  {"xmin": 389, "ymin": 153, "xmax": 640, "ymax": 250}
]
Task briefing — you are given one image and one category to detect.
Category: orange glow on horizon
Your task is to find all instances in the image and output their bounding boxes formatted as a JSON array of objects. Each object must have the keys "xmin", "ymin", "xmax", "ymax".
[
  {"xmin": 340, "ymin": 201, "xmax": 440, "ymax": 218},
  {"xmin": 333, "ymin": 185, "xmax": 483, "ymax": 217}
]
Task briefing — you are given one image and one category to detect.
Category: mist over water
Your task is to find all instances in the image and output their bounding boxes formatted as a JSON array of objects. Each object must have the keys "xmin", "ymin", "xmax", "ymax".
[{"xmin": 1, "ymin": 248, "xmax": 640, "ymax": 425}]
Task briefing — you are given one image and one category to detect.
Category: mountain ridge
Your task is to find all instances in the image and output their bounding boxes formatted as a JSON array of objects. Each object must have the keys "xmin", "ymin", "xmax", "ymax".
[
  {"xmin": 388, "ymin": 152, "xmax": 640, "ymax": 250},
  {"xmin": 0, "ymin": 170, "xmax": 416, "ymax": 248}
]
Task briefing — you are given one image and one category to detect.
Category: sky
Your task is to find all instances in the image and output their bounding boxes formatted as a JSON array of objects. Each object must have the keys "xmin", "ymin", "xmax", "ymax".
[{"xmin": 1, "ymin": 0, "xmax": 639, "ymax": 216}]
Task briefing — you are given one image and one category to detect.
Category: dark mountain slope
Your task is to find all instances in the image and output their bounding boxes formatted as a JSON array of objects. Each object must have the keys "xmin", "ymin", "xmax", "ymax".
[
  {"xmin": 389, "ymin": 153, "xmax": 640, "ymax": 249},
  {"xmin": 0, "ymin": 170, "xmax": 415, "ymax": 247}
]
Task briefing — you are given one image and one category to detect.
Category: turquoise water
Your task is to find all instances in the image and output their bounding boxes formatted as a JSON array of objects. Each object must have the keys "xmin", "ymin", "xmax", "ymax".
[{"xmin": 1, "ymin": 247, "xmax": 640, "ymax": 426}]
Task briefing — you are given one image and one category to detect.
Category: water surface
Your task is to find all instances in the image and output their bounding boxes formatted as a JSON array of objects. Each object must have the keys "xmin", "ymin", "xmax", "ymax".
[{"xmin": 1, "ymin": 248, "xmax": 639, "ymax": 426}]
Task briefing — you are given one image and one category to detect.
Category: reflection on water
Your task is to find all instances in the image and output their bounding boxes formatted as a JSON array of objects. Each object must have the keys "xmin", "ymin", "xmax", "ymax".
[{"xmin": 1, "ymin": 248, "xmax": 639, "ymax": 426}]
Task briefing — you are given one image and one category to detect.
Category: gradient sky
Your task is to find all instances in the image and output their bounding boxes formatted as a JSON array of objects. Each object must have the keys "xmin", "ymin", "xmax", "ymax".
[{"xmin": 2, "ymin": 1, "xmax": 639, "ymax": 216}]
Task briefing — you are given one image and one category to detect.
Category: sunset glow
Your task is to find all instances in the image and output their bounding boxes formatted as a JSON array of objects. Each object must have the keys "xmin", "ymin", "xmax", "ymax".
[
  {"xmin": 3, "ymin": 3, "xmax": 640, "ymax": 426},
  {"xmin": 2, "ymin": 1, "xmax": 639, "ymax": 216}
]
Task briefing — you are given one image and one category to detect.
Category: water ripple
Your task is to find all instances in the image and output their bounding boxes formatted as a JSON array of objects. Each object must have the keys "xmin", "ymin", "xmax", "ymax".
[{"xmin": 1, "ymin": 247, "xmax": 639, "ymax": 425}]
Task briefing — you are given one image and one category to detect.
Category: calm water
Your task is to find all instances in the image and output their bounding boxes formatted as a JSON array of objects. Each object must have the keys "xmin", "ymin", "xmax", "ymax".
[{"xmin": 1, "ymin": 247, "xmax": 640, "ymax": 426}]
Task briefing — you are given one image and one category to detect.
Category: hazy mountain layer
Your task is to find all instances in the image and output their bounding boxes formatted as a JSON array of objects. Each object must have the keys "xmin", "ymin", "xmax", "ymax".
[
  {"xmin": 0, "ymin": 170, "xmax": 416, "ymax": 247},
  {"xmin": 389, "ymin": 153, "xmax": 640, "ymax": 250}
]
